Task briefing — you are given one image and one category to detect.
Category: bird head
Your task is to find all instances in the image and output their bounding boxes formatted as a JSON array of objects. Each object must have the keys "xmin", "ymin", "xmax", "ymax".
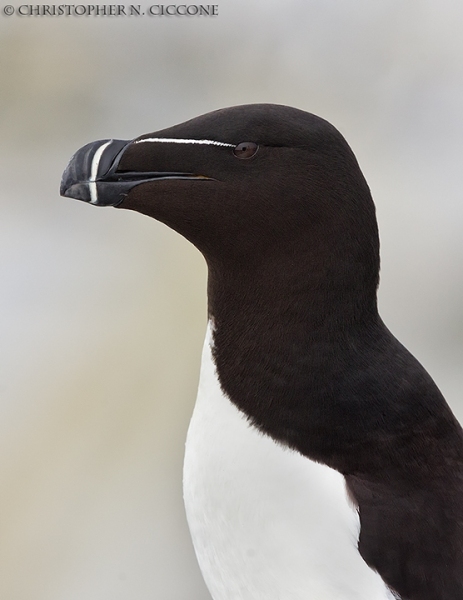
[{"xmin": 61, "ymin": 104, "xmax": 379, "ymax": 299}]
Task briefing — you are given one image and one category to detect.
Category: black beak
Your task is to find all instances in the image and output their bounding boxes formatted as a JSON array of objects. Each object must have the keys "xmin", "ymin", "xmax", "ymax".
[
  {"xmin": 60, "ymin": 139, "xmax": 133, "ymax": 206},
  {"xmin": 60, "ymin": 138, "xmax": 211, "ymax": 207}
]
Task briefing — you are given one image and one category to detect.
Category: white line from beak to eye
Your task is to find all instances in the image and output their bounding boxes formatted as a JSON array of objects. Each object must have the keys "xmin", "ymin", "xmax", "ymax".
[
  {"xmin": 135, "ymin": 137, "xmax": 234, "ymax": 147},
  {"xmin": 89, "ymin": 140, "xmax": 112, "ymax": 204}
]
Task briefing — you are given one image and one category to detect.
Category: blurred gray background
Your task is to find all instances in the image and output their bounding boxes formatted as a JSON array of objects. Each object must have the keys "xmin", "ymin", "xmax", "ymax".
[{"xmin": 0, "ymin": 1, "xmax": 462, "ymax": 598}]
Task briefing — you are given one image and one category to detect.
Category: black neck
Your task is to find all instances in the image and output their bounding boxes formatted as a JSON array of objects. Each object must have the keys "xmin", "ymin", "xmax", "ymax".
[
  {"xmin": 206, "ymin": 251, "xmax": 463, "ymax": 600},
  {"xmin": 206, "ymin": 246, "xmax": 383, "ymax": 471}
]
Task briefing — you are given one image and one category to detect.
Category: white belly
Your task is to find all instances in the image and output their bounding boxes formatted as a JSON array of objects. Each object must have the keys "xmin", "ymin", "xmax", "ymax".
[{"xmin": 183, "ymin": 323, "xmax": 392, "ymax": 600}]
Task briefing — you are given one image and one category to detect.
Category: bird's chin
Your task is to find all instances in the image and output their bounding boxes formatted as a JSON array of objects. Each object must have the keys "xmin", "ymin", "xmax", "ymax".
[{"xmin": 60, "ymin": 138, "xmax": 213, "ymax": 207}]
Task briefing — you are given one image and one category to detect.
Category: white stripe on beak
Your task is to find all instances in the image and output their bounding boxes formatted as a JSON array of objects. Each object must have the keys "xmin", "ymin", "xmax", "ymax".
[{"xmin": 89, "ymin": 140, "xmax": 113, "ymax": 204}]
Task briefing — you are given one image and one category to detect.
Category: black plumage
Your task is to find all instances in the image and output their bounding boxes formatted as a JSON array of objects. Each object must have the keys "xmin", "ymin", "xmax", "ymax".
[{"xmin": 61, "ymin": 104, "xmax": 463, "ymax": 599}]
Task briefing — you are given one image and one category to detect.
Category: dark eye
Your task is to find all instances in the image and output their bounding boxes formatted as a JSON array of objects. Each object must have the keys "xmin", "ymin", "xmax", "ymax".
[{"xmin": 233, "ymin": 142, "xmax": 258, "ymax": 159}]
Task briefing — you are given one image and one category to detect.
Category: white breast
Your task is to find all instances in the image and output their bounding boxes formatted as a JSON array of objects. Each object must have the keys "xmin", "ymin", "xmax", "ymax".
[{"xmin": 183, "ymin": 323, "xmax": 393, "ymax": 600}]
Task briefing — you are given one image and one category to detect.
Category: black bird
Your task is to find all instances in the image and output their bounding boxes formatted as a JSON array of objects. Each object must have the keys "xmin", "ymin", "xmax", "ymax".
[{"xmin": 61, "ymin": 104, "xmax": 463, "ymax": 600}]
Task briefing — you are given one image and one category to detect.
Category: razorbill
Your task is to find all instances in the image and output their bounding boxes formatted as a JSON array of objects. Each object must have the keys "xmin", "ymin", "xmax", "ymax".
[{"xmin": 61, "ymin": 104, "xmax": 463, "ymax": 600}]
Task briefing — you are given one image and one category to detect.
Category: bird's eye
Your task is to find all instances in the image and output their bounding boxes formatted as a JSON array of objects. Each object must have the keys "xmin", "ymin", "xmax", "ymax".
[{"xmin": 233, "ymin": 142, "xmax": 258, "ymax": 159}]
